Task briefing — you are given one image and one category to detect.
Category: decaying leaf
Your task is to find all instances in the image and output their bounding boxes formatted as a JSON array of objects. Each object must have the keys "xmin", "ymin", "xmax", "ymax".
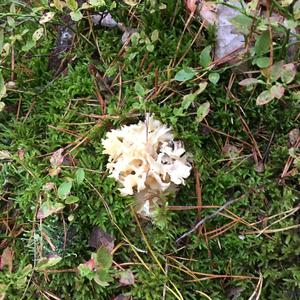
[
  {"xmin": 37, "ymin": 201, "xmax": 65, "ymax": 219},
  {"xmin": 0, "ymin": 247, "xmax": 13, "ymax": 272},
  {"xmin": 50, "ymin": 148, "xmax": 64, "ymax": 167},
  {"xmin": 222, "ymin": 144, "xmax": 241, "ymax": 159},
  {"xmin": 119, "ymin": 270, "xmax": 135, "ymax": 286},
  {"xmin": 89, "ymin": 226, "xmax": 115, "ymax": 251},
  {"xmin": 288, "ymin": 128, "xmax": 300, "ymax": 146}
]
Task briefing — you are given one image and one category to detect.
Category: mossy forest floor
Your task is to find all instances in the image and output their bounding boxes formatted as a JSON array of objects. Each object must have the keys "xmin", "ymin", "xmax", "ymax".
[{"xmin": 0, "ymin": 1, "xmax": 299, "ymax": 299}]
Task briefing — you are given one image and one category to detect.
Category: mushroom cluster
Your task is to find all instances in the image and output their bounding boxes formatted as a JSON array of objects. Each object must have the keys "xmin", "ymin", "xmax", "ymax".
[{"xmin": 101, "ymin": 115, "xmax": 192, "ymax": 217}]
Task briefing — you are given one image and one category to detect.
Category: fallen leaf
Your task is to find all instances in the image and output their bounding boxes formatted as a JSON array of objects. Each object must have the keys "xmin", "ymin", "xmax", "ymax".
[
  {"xmin": 48, "ymin": 167, "xmax": 61, "ymax": 176},
  {"xmin": 0, "ymin": 247, "xmax": 13, "ymax": 272},
  {"xmin": 50, "ymin": 148, "xmax": 64, "ymax": 167},
  {"xmin": 222, "ymin": 144, "xmax": 241, "ymax": 159},
  {"xmin": 42, "ymin": 182, "xmax": 55, "ymax": 191},
  {"xmin": 288, "ymin": 128, "xmax": 299, "ymax": 145},
  {"xmin": 37, "ymin": 201, "xmax": 65, "ymax": 219},
  {"xmin": 89, "ymin": 227, "xmax": 115, "ymax": 251},
  {"xmin": 119, "ymin": 270, "xmax": 135, "ymax": 286}
]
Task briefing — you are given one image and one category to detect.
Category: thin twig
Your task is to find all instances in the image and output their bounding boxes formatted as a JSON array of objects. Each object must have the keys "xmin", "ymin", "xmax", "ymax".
[{"xmin": 176, "ymin": 198, "xmax": 238, "ymax": 244}]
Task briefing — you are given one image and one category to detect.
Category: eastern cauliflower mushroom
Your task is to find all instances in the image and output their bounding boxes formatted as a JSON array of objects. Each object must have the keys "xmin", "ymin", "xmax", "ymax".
[{"xmin": 101, "ymin": 115, "xmax": 192, "ymax": 217}]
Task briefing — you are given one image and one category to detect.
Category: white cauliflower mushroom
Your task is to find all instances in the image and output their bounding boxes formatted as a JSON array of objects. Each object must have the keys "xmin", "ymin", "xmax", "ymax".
[{"xmin": 101, "ymin": 115, "xmax": 192, "ymax": 217}]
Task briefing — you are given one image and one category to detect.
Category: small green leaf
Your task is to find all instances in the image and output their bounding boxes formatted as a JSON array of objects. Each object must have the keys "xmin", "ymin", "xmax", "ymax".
[
  {"xmin": 70, "ymin": 10, "xmax": 83, "ymax": 21},
  {"xmin": 195, "ymin": 82, "xmax": 208, "ymax": 94},
  {"xmin": 280, "ymin": 63, "xmax": 296, "ymax": 84},
  {"xmin": 65, "ymin": 196, "xmax": 79, "ymax": 204},
  {"xmin": 58, "ymin": 181, "xmax": 72, "ymax": 200},
  {"xmin": 21, "ymin": 40, "xmax": 36, "ymax": 52},
  {"xmin": 174, "ymin": 67, "xmax": 196, "ymax": 82},
  {"xmin": 230, "ymin": 14, "xmax": 253, "ymax": 35},
  {"xmin": 134, "ymin": 82, "xmax": 145, "ymax": 97},
  {"xmin": 89, "ymin": 0, "xmax": 106, "ymax": 6},
  {"xmin": 270, "ymin": 84, "xmax": 285, "ymax": 99},
  {"xmin": 0, "ymin": 71, "xmax": 6, "ymax": 100},
  {"xmin": 76, "ymin": 168, "xmax": 85, "ymax": 184},
  {"xmin": 255, "ymin": 57, "xmax": 270, "ymax": 68},
  {"xmin": 146, "ymin": 44, "xmax": 154, "ymax": 52},
  {"xmin": 200, "ymin": 45, "xmax": 212, "ymax": 68},
  {"xmin": 96, "ymin": 246, "xmax": 113, "ymax": 269},
  {"xmin": 181, "ymin": 93, "xmax": 196, "ymax": 110},
  {"xmin": 255, "ymin": 31, "xmax": 270, "ymax": 56},
  {"xmin": 151, "ymin": 30, "xmax": 159, "ymax": 42},
  {"xmin": 66, "ymin": 0, "xmax": 78, "ymax": 10},
  {"xmin": 208, "ymin": 73, "xmax": 220, "ymax": 84},
  {"xmin": 94, "ymin": 269, "xmax": 113, "ymax": 286},
  {"xmin": 196, "ymin": 102, "xmax": 210, "ymax": 122},
  {"xmin": 294, "ymin": 0, "xmax": 300, "ymax": 19},
  {"xmin": 281, "ymin": 0, "xmax": 293, "ymax": 7},
  {"xmin": 36, "ymin": 256, "xmax": 62, "ymax": 271},
  {"xmin": 0, "ymin": 29, "xmax": 4, "ymax": 54},
  {"xmin": 37, "ymin": 202, "xmax": 65, "ymax": 219},
  {"xmin": 256, "ymin": 90, "xmax": 274, "ymax": 105}
]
